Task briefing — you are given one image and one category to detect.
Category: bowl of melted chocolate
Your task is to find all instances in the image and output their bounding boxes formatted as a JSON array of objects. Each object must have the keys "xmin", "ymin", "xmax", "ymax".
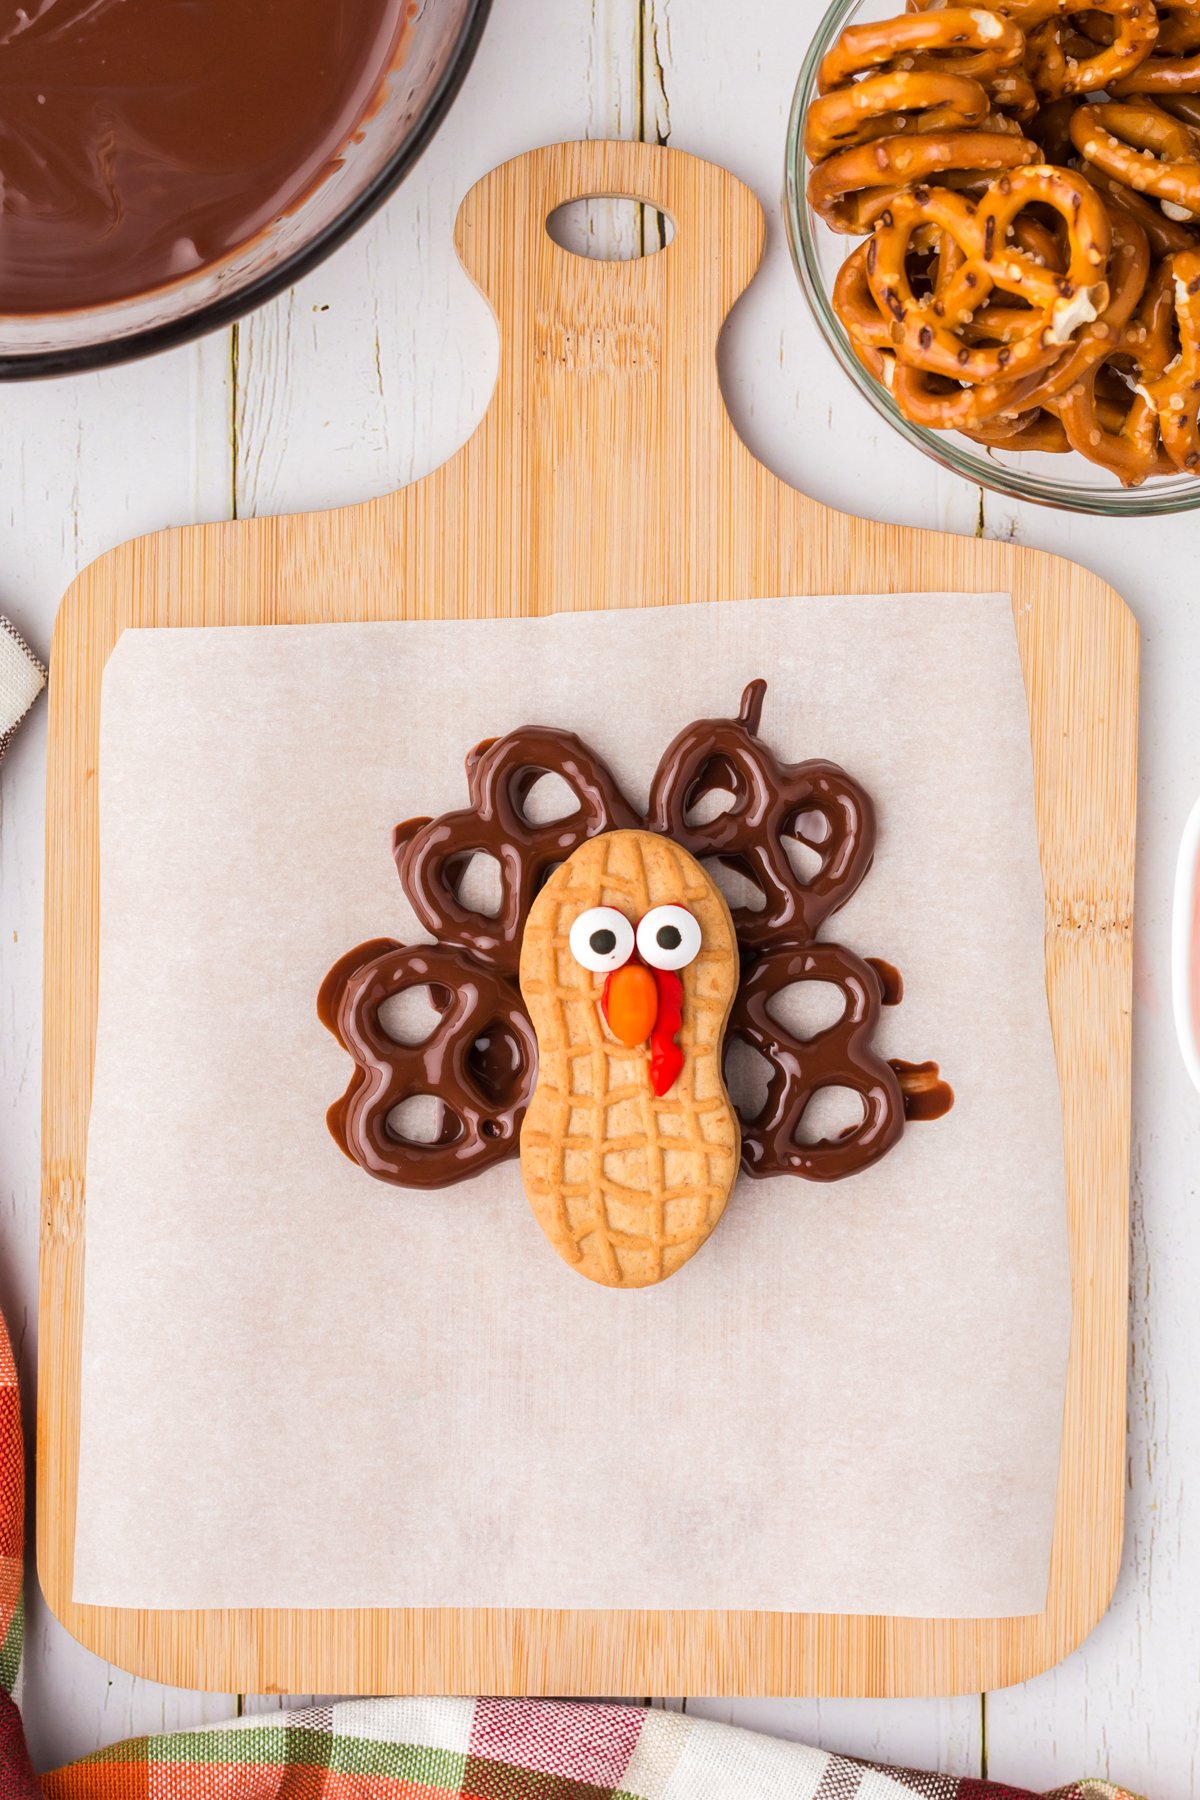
[{"xmin": 0, "ymin": 0, "xmax": 490, "ymax": 375}]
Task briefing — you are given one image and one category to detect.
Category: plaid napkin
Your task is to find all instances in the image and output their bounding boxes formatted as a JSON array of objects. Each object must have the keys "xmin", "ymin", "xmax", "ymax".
[
  {"xmin": 0, "ymin": 619, "xmax": 45, "ymax": 762},
  {"xmin": 34, "ymin": 1698, "xmax": 1144, "ymax": 1800}
]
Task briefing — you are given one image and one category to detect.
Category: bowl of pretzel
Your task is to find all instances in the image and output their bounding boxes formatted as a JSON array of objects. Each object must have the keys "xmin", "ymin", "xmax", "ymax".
[{"xmin": 786, "ymin": 0, "xmax": 1200, "ymax": 510}]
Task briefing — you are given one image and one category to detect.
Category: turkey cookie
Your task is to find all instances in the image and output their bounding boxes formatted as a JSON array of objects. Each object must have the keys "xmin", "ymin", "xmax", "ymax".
[
  {"xmin": 518, "ymin": 830, "xmax": 741, "ymax": 1289},
  {"xmin": 320, "ymin": 681, "xmax": 951, "ymax": 1289}
]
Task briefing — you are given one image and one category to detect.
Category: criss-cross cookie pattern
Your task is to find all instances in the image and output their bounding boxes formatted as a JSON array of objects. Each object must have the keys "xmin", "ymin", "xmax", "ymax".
[{"xmin": 518, "ymin": 831, "xmax": 740, "ymax": 1287}]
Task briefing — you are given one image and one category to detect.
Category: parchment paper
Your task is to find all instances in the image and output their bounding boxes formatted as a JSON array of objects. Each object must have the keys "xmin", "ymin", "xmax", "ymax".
[{"xmin": 73, "ymin": 595, "xmax": 1070, "ymax": 1616}]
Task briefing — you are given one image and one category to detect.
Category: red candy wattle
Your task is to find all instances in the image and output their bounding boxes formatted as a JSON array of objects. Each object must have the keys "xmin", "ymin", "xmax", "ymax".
[{"xmin": 649, "ymin": 969, "xmax": 685, "ymax": 1097}]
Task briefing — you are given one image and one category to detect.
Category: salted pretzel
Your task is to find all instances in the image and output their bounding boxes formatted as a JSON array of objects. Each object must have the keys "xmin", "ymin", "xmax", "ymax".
[
  {"xmin": 806, "ymin": 0, "xmax": 1200, "ymax": 480},
  {"xmin": 805, "ymin": 71, "xmax": 992, "ymax": 159},
  {"xmin": 818, "ymin": 8, "xmax": 1025, "ymax": 90},
  {"xmin": 836, "ymin": 192, "xmax": 1114, "ymax": 425},
  {"xmin": 996, "ymin": 205, "xmax": 1151, "ymax": 396},
  {"xmin": 866, "ymin": 165, "xmax": 1111, "ymax": 385},
  {"xmin": 1047, "ymin": 256, "xmax": 1175, "ymax": 480},
  {"xmin": 1013, "ymin": 0, "xmax": 1159, "ymax": 96},
  {"xmin": 1084, "ymin": 165, "xmax": 1199, "ymax": 254},
  {"xmin": 1071, "ymin": 100, "xmax": 1200, "ymax": 215},
  {"xmin": 1160, "ymin": 92, "xmax": 1200, "ymax": 125},
  {"xmin": 1111, "ymin": 7, "xmax": 1200, "ymax": 93},
  {"xmin": 872, "ymin": 208, "xmax": 1073, "ymax": 422},
  {"xmin": 1112, "ymin": 49, "xmax": 1200, "ymax": 89},
  {"xmin": 727, "ymin": 945, "xmax": 905, "ymax": 1182},
  {"xmin": 1158, "ymin": 9, "xmax": 1200, "ymax": 53},
  {"xmin": 808, "ymin": 127, "xmax": 1037, "ymax": 232},
  {"xmin": 319, "ymin": 939, "xmax": 538, "ymax": 1188},
  {"xmin": 986, "ymin": 63, "xmax": 1041, "ymax": 120},
  {"xmin": 1142, "ymin": 247, "xmax": 1200, "ymax": 468},
  {"xmin": 963, "ymin": 406, "xmax": 1073, "ymax": 448},
  {"xmin": 887, "ymin": 208, "xmax": 1145, "ymax": 426}
]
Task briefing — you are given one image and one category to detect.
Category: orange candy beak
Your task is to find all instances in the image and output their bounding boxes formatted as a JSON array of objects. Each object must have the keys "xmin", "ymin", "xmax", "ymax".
[
  {"xmin": 601, "ymin": 961, "xmax": 686, "ymax": 1098},
  {"xmin": 601, "ymin": 961, "xmax": 659, "ymax": 1046}
]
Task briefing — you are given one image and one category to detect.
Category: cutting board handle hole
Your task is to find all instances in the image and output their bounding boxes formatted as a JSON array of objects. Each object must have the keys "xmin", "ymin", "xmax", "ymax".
[{"xmin": 546, "ymin": 196, "xmax": 676, "ymax": 261}]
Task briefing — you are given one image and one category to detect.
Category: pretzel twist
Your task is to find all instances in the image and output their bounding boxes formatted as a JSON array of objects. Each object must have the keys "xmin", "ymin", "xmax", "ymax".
[
  {"xmin": 818, "ymin": 8, "xmax": 1025, "ymax": 89},
  {"xmin": 1001, "ymin": 204, "xmax": 1151, "ymax": 395},
  {"xmin": 727, "ymin": 945, "xmax": 905, "ymax": 1182},
  {"xmin": 805, "ymin": 70, "xmax": 991, "ymax": 159},
  {"xmin": 1041, "ymin": 252, "xmax": 1172, "ymax": 479},
  {"xmin": 963, "ymin": 406, "xmax": 1073, "ymax": 448},
  {"xmin": 1016, "ymin": 0, "xmax": 1158, "ymax": 97},
  {"xmin": 1143, "ymin": 247, "xmax": 1200, "ymax": 467},
  {"xmin": 1084, "ymin": 164, "xmax": 1199, "ymax": 254},
  {"xmin": 808, "ymin": 128, "xmax": 1037, "ymax": 232},
  {"xmin": 836, "ymin": 231, "xmax": 1064, "ymax": 426},
  {"xmin": 1071, "ymin": 99, "xmax": 1200, "ymax": 216},
  {"xmin": 866, "ymin": 165, "xmax": 1111, "ymax": 384},
  {"xmin": 807, "ymin": 0, "xmax": 1200, "ymax": 479},
  {"xmin": 880, "ymin": 211, "xmax": 1143, "ymax": 428},
  {"xmin": 319, "ymin": 940, "xmax": 538, "ymax": 1188}
]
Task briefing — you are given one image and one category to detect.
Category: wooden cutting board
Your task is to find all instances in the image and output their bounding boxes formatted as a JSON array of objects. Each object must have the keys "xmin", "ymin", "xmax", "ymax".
[{"xmin": 38, "ymin": 139, "xmax": 1136, "ymax": 1697}]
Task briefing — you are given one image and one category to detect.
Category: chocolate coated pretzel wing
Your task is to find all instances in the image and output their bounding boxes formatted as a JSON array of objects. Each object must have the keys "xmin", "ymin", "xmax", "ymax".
[
  {"xmin": 727, "ymin": 943, "xmax": 905, "ymax": 1182},
  {"xmin": 395, "ymin": 725, "xmax": 641, "ymax": 977},
  {"xmin": 646, "ymin": 680, "xmax": 877, "ymax": 950},
  {"xmin": 319, "ymin": 938, "xmax": 536, "ymax": 1188}
]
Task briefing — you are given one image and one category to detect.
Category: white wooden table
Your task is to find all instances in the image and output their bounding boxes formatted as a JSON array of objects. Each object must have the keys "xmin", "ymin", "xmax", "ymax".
[{"xmin": 0, "ymin": 0, "xmax": 1194, "ymax": 1786}]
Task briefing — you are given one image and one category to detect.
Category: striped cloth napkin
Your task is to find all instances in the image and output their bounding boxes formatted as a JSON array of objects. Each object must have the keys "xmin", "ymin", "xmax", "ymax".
[{"xmin": 0, "ymin": 618, "xmax": 45, "ymax": 762}]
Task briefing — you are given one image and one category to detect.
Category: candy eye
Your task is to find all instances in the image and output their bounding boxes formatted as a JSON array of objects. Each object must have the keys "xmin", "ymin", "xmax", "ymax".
[
  {"xmin": 636, "ymin": 904, "xmax": 702, "ymax": 971},
  {"xmin": 569, "ymin": 905, "xmax": 635, "ymax": 973}
]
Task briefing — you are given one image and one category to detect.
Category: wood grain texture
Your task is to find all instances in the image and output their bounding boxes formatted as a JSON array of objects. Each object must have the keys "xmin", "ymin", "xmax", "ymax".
[{"xmin": 37, "ymin": 139, "xmax": 1136, "ymax": 1698}]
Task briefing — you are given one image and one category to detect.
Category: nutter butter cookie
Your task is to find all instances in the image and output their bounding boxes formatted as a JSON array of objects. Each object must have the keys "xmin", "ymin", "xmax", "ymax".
[
  {"xmin": 519, "ymin": 830, "xmax": 741, "ymax": 1288},
  {"xmin": 318, "ymin": 682, "xmax": 952, "ymax": 1287}
]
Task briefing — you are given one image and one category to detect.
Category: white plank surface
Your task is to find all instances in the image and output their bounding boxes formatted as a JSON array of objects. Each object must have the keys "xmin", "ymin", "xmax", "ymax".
[{"xmin": 0, "ymin": 0, "xmax": 1186, "ymax": 1786}]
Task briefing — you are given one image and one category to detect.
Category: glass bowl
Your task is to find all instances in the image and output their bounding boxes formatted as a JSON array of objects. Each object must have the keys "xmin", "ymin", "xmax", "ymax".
[
  {"xmin": 0, "ymin": 0, "xmax": 491, "ymax": 381},
  {"xmin": 784, "ymin": 0, "xmax": 1200, "ymax": 515}
]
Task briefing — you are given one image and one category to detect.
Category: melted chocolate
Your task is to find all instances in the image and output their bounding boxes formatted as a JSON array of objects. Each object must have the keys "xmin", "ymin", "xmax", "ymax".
[
  {"xmin": 0, "ymin": 0, "xmax": 408, "ymax": 314},
  {"xmin": 891, "ymin": 1058, "xmax": 955, "ymax": 1122},
  {"xmin": 867, "ymin": 957, "xmax": 904, "ymax": 1005},
  {"xmin": 320, "ymin": 683, "xmax": 951, "ymax": 1189}
]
